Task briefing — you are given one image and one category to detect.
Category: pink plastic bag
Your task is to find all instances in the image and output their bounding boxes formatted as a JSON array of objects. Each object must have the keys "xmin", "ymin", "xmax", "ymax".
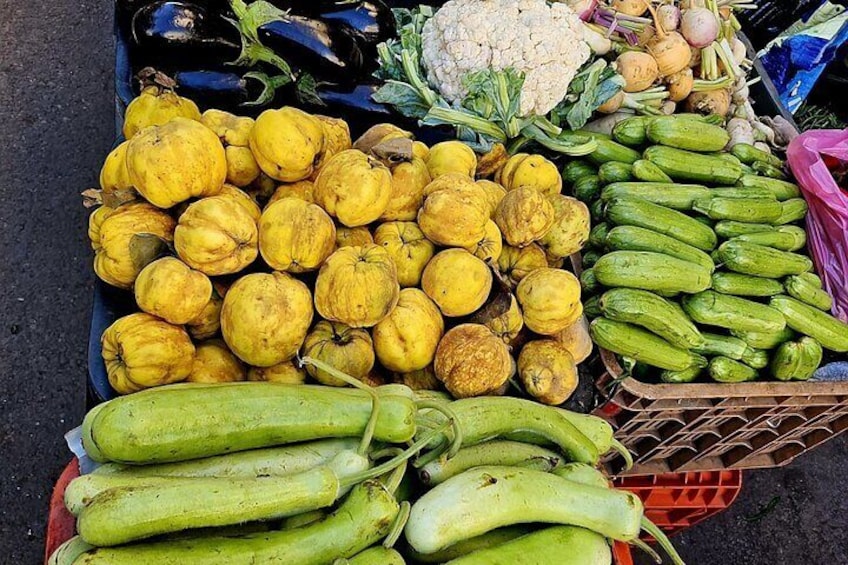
[{"xmin": 787, "ymin": 129, "xmax": 848, "ymax": 322}]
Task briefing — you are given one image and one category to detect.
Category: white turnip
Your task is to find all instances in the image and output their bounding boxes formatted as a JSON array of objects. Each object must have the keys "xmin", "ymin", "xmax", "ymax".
[
  {"xmin": 658, "ymin": 5, "xmax": 680, "ymax": 31},
  {"xmin": 583, "ymin": 22, "xmax": 613, "ymax": 55},
  {"xmin": 681, "ymin": 8, "xmax": 719, "ymax": 48},
  {"xmin": 612, "ymin": 0, "xmax": 647, "ymax": 16},
  {"xmin": 597, "ymin": 91, "xmax": 625, "ymax": 113}
]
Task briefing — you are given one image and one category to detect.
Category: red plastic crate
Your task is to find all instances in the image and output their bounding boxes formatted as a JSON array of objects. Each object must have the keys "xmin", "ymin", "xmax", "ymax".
[
  {"xmin": 44, "ymin": 459, "xmax": 634, "ymax": 564},
  {"xmin": 614, "ymin": 470, "xmax": 743, "ymax": 537}
]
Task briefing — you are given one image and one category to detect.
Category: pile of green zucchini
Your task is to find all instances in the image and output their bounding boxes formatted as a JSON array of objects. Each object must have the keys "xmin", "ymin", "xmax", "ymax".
[
  {"xmin": 49, "ymin": 377, "xmax": 685, "ymax": 565},
  {"xmin": 568, "ymin": 115, "xmax": 848, "ymax": 384}
]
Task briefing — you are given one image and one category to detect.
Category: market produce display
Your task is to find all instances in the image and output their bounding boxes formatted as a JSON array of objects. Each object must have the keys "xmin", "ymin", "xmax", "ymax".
[
  {"xmin": 575, "ymin": 113, "xmax": 848, "ymax": 383},
  {"xmin": 49, "ymin": 380, "xmax": 686, "ymax": 564},
  {"xmin": 86, "ymin": 85, "xmax": 599, "ymax": 405}
]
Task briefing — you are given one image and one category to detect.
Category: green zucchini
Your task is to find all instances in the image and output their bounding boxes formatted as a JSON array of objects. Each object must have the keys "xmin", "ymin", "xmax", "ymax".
[
  {"xmin": 604, "ymin": 226, "xmax": 715, "ymax": 272},
  {"xmin": 770, "ymin": 296, "xmax": 848, "ymax": 352},
  {"xmin": 588, "ymin": 223, "xmax": 610, "ymax": 249},
  {"xmin": 77, "ymin": 452, "xmax": 369, "ymax": 546},
  {"xmin": 582, "ymin": 250, "xmax": 602, "ymax": 267},
  {"xmin": 407, "ymin": 527, "xmax": 533, "ymax": 564},
  {"xmin": 83, "ymin": 383, "xmax": 417, "ymax": 464},
  {"xmin": 599, "ymin": 288, "xmax": 704, "ymax": 349},
  {"xmin": 741, "ymin": 347, "xmax": 769, "ymax": 369},
  {"xmin": 711, "ymin": 272, "xmax": 784, "ymax": 297},
  {"xmin": 682, "ymin": 291, "xmax": 787, "ymax": 333},
  {"xmin": 405, "ymin": 466, "xmax": 644, "ymax": 554},
  {"xmin": 708, "ymin": 357, "xmax": 758, "ymax": 383},
  {"xmin": 661, "ymin": 366, "xmax": 703, "ymax": 383},
  {"xmin": 714, "ymin": 221, "xmax": 775, "ymax": 239},
  {"xmin": 72, "ymin": 480, "xmax": 399, "ymax": 565},
  {"xmin": 573, "ymin": 174, "xmax": 601, "ymax": 203},
  {"xmin": 632, "ymin": 159, "xmax": 673, "ymax": 183},
  {"xmin": 598, "ymin": 162, "xmax": 633, "ymax": 184},
  {"xmin": 593, "ymin": 251, "xmax": 712, "ymax": 294},
  {"xmin": 418, "ymin": 441, "xmax": 564, "ymax": 487},
  {"xmin": 710, "ymin": 186, "xmax": 776, "ymax": 200},
  {"xmin": 590, "ymin": 199, "xmax": 605, "ymax": 222},
  {"xmin": 784, "ymin": 275, "xmax": 833, "ymax": 311},
  {"xmin": 580, "ymin": 267, "xmax": 600, "ymax": 293},
  {"xmin": 562, "ymin": 160, "xmax": 597, "ymax": 184},
  {"xmin": 731, "ymin": 327, "xmax": 796, "ymax": 350},
  {"xmin": 601, "ymin": 182, "xmax": 710, "ymax": 210},
  {"xmin": 692, "ymin": 332, "xmax": 748, "ymax": 359},
  {"xmin": 718, "ymin": 240, "xmax": 813, "ymax": 279},
  {"xmin": 348, "ymin": 547, "xmax": 405, "ymax": 565},
  {"xmin": 606, "ymin": 198, "xmax": 718, "ymax": 251},
  {"xmin": 586, "ymin": 137, "xmax": 642, "ymax": 165},
  {"xmin": 646, "ymin": 116, "xmax": 731, "ymax": 152},
  {"xmin": 752, "ymin": 161, "xmax": 788, "ymax": 179},
  {"xmin": 730, "ymin": 143, "xmax": 783, "ymax": 167},
  {"xmin": 612, "ymin": 117, "xmax": 652, "ymax": 146},
  {"xmin": 798, "ymin": 272, "xmax": 823, "ymax": 288},
  {"xmin": 773, "ymin": 198, "xmax": 809, "ymax": 225},
  {"xmin": 445, "ymin": 526, "xmax": 612, "ymax": 565},
  {"xmin": 590, "ymin": 317, "xmax": 707, "ymax": 371},
  {"xmin": 584, "ymin": 295, "xmax": 602, "ymax": 318},
  {"xmin": 729, "ymin": 230, "xmax": 797, "ymax": 251},
  {"xmin": 771, "ymin": 337, "xmax": 823, "ymax": 381},
  {"xmin": 693, "ymin": 197, "xmax": 783, "ymax": 223},
  {"xmin": 736, "ymin": 174, "xmax": 801, "ymax": 200},
  {"xmin": 644, "ymin": 146, "xmax": 743, "ymax": 185}
]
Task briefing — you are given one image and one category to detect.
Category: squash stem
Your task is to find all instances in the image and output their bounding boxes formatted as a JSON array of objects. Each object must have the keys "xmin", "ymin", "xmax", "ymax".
[
  {"xmin": 611, "ymin": 438, "xmax": 634, "ymax": 470},
  {"xmin": 641, "ymin": 516, "xmax": 687, "ymax": 565},
  {"xmin": 630, "ymin": 538, "xmax": 662, "ymax": 563},
  {"xmin": 416, "ymin": 401, "xmax": 464, "ymax": 458},
  {"xmin": 340, "ymin": 419, "xmax": 454, "ymax": 489},
  {"xmin": 384, "ymin": 459, "xmax": 408, "ymax": 494},
  {"xmin": 300, "ymin": 356, "xmax": 381, "ymax": 457},
  {"xmin": 383, "ymin": 501, "xmax": 411, "ymax": 548}
]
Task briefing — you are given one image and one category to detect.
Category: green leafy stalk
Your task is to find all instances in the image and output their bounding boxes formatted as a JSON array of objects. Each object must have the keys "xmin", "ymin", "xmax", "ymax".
[{"xmin": 422, "ymin": 105, "xmax": 508, "ymax": 142}]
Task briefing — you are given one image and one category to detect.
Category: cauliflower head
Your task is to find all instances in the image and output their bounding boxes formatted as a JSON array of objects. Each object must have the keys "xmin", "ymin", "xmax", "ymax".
[{"xmin": 421, "ymin": 0, "xmax": 591, "ymax": 116}]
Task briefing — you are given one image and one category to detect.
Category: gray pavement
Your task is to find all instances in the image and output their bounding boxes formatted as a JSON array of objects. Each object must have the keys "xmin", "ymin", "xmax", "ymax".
[{"xmin": 0, "ymin": 1, "xmax": 845, "ymax": 563}]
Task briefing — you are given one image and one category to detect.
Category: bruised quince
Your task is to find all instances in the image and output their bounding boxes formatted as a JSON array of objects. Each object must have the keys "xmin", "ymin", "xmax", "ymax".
[
  {"xmin": 221, "ymin": 272, "xmax": 313, "ymax": 366},
  {"xmin": 517, "ymin": 339, "xmax": 578, "ymax": 405},
  {"xmin": 259, "ymin": 197, "xmax": 336, "ymax": 273},
  {"xmin": 497, "ymin": 243, "xmax": 548, "ymax": 287},
  {"xmin": 314, "ymin": 150, "xmax": 393, "ymax": 227},
  {"xmin": 101, "ymin": 312, "xmax": 195, "ymax": 394},
  {"xmin": 123, "ymin": 85, "xmax": 201, "ymax": 139},
  {"xmin": 93, "ymin": 202, "xmax": 175, "ymax": 289},
  {"xmin": 418, "ymin": 177, "xmax": 489, "ymax": 248},
  {"xmin": 465, "ymin": 220, "xmax": 503, "ymax": 263},
  {"xmin": 302, "ymin": 321, "xmax": 375, "ymax": 386},
  {"xmin": 126, "ymin": 118, "xmax": 226, "ymax": 208},
  {"xmin": 336, "ymin": 226, "xmax": 373, "ymax": 248},
  {"xmin": 250, "ymin": 107, "xmax": 325, "ymax": 182},
  {"xmin": 175, "ymin": 195, "xmax": 259, "ymax": 276},
  {"xmin": 540, "ymin": 195, "xmax": 591, "ymax": 258},
  {"xmin": 134, "ymin": 257, "xmax": 212, "ymax": 325},
  {"xmin": 218, "ymin": 184, "xmax": 262, "ymax": 221},
  {"xmin": 422, "ymin": 249, "xmax": 492, "ymax": 317},
  {"xmin": 373, "ymin": 288, "xmax": 444, "ymax": 373},
  {"xmin": 374, "ymin": 221, "xmax": 435, "ymax": 288},
  {"xmin": 496, "ymin": 153, "xmax": 562, "ymax": 196},
  {"xmin": 187, "ymin": 339, "xmax": 246, "ymax": 384},
  {"xmin": 268, "ymin": 180, "xmax": 314, "ymax": 206},
  {"xmin": 494, "ymin": 187, "xmax": 555, "ymax": 247},
  {"xmin": 426, "ymin": 141, "xmax": 477, "ymax": 178},
  {"xmin": 516, "ymin": 268, "xmax": 582, "ymax": 335},
  {"xmin": 314, "ymin": 245, "xmax": 400, "ymax": 328},
  {"xmin": 435, "ymin": 324, "xmax": 514, "ymax": 398},
  {"xmin": 247, "ymin": 360, "xmax": 307, "ymax": 384},
  {"xmin": 380, "ymin": 157, "xmax": 431, "ymax": 221}
]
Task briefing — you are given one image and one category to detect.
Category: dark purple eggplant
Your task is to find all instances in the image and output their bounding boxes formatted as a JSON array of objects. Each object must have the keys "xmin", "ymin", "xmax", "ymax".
[
  {"xmin": 131, "ymin": 1, "xmax": 242, "ymax": 64},
  {"xmin": 317, "ymin": 0, "xmax": 395, "ymax": 47},
  {"xmin": 173, "ymin": 69, "xmax": 290, "ymax": 108},
  {"xmin": 255, "ymin": 16, "xmax": 365, "ymax": 82},
  {"xmin": 314, "ymin": 83, "xmax": 392, "ymax": 115}
]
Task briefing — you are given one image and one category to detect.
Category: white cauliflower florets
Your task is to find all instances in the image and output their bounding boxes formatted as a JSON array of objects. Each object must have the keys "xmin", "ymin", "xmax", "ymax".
[{"xmin": 421, "ymin": 0, "xmax": 591, "ymax": 116}]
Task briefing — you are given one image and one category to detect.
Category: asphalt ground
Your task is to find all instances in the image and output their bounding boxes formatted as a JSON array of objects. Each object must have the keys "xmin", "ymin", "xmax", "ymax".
[{"xmin": 0, "ymin": 1, "xmax": 845, "ymax": 563}]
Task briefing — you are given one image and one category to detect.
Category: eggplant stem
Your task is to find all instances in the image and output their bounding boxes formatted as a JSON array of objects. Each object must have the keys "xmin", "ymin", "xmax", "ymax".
[
  {"xmin": 383, "ymin": 501, "xmax": 411, "ymax": 548},
  {"xmin": 611, "ymin": 439, "xmax": 634, "ymax": 470},
  {"xmin": 641, "ymin": 516, "xmax": 687, "ymax": 565},
  {"xmin": 630, "ymin": 538, "xmax": 662, "ymax": 563},
  {"xmin": 299, "ymin": 356, "xmax": 381, "ymax": 457}
]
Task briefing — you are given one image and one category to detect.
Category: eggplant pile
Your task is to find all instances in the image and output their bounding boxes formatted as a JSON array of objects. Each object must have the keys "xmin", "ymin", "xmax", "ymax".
[{"xmin": 116, "ymin": 0, "xmax": 396, "ymax": 116}]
